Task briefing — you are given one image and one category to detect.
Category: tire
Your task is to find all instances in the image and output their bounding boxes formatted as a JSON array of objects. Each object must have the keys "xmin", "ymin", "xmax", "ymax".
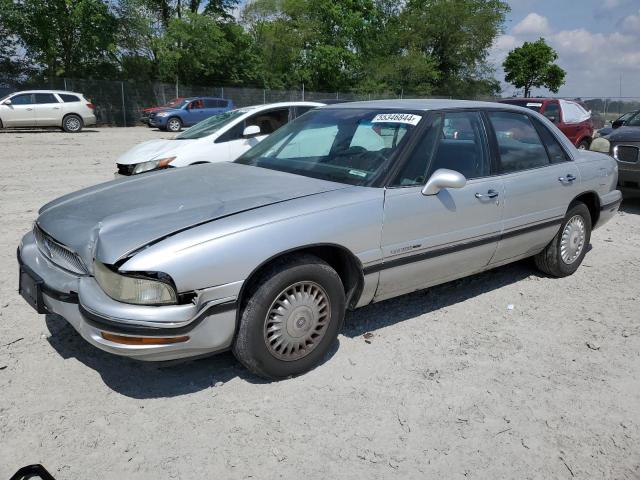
[
  {"xmin": 0, "ymin": 118, "xmax": 3, "ymax": 129},
  {"xmin": 534, "ymin": 202, "xmax": 592, "ymax": 277},
  {"xmin": 166, "ymin": 117, "xmax": 182, "ymax": 132},
  {"xmin": 577, "ymin": 139, "xmax": 590, "ymax": 150},
  {"xmin": 233, "ymin": 254, "xmax": 346, "ymax": 380},
  {"xmin": 62, "ymin": 114, "xmax": 83, "ymax": 133}
]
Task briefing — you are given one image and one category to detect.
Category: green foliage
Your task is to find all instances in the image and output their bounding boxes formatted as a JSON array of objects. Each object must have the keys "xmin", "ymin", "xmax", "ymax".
[
  {"xmin": 10, "ymin": 0, "xmax": 119, "ymax": 78},
  {"xmin": 1, "ymin": 0, "xmax": 511, "ymax": 96},
  {"xmin": 503, "ymin": 38, "xmax": 567, "ymax": 97}
]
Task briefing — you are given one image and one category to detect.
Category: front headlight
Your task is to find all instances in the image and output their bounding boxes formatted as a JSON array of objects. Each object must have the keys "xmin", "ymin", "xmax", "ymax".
[
  {"xmin": 156, "ymin": 112, "xmax": 169, "ymax": 117},
  {"xmin": 94, "ymin": 262, "xmax": 178, "ymax": 305},
  {"xmin": 132, "ymin": 156, "xmax": 176, "ymax": 174}
]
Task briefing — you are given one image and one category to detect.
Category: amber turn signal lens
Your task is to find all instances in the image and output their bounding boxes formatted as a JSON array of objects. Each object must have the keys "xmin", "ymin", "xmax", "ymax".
[{"xmin": 101, "ymin": 332, "xmax": 189, "ymax": 345}]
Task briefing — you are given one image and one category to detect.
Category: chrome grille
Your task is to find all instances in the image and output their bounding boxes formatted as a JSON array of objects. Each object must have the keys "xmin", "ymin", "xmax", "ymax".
[
  {"xmin": 614, "ymin": 145, "xmax": 639, "ymax": 163},
  {"xmin": 33, "ymin": 224, "xmax": 88, "ymax": 275}
]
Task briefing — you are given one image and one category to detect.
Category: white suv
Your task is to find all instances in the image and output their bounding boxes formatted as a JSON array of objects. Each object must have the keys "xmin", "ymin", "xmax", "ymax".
[{"xmin": 0, "ymin": 90, "xmax": 97, "ymax": 133}]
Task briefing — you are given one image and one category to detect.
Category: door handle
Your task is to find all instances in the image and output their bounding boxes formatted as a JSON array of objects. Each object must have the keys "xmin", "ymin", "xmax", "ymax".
[
  {"xmin": 53, "ymin": 107, "xmax": 60, "ymax": 110},
  {"xmin": 26, "ymin": 108, "xmax": 33, "ymax": 111},
  {"xmin": 558, "ymin": 174, "xmax": 576, "ymax": 184},
  {"xmin": 475, "ymin": 189, "xmax": 499, "ymax": 199}
]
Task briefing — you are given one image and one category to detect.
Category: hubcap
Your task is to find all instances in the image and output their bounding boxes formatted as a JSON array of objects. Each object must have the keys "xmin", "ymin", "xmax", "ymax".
[
  {"xmin": 168, "ymin": 119, "xmax": 180, "ymax": 131},
  {"xmin": 66, "ymin": 117, "xmax": 80, "ymax": 131},
  {"xmin": 560, "ymin": 215, "xmax": 586, "ymax": 264},
  {"xmin": 264, "ymin": 281, "xmax": 331, "ymax": 361}
]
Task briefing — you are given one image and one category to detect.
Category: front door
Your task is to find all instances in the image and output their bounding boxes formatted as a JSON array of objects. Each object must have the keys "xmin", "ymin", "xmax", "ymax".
[
  {"xmin": 2, "ymin": 93, "xmax": 36, "ymax": 127},
  {"xmin": 376, "ymin": 111, "xmax": 505, "ymax": 301}
]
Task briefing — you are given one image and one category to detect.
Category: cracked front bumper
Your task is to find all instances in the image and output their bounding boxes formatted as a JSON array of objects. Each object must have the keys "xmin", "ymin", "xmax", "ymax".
[{"xmin": 18, "ymin": 232, "xmax": 239, "ymax": 361}]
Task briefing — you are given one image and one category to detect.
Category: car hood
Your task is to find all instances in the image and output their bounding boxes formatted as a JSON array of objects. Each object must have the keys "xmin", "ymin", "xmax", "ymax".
[
  {"xmin": 116, "ymin": 139, "xmax": 194, "ymax": 165},
  {"xmin": 607, "ymin": 126, "xmax": 640, "ymax": 142},
  {"xmin": 36, "ymin": 163, "xmax": 347, "ymax": 266}
]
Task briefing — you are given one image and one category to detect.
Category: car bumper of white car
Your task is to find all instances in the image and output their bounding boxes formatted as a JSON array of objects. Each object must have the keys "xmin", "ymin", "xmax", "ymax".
[
  {"xmin": 596, "ymin": 190, "xmax": 622, "ymax": 229},
  {"xmin": 83, "ymin": 114, "xmax": 97, "ymax": 127},
  {"xmin": 18, "ymin": 232, "xmax": 239, "ymax": 361}
]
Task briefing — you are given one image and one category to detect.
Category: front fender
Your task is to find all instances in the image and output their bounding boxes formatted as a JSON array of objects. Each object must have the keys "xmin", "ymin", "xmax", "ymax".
[{"xmin": 119, "ymin": 187, "xmax": 385, "ymax": 294}]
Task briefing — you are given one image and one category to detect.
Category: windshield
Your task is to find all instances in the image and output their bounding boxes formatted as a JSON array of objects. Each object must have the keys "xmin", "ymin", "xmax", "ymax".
[
  {"xmin": 627, "ymin": 112, "xmax": 640, "ymax": 127},
  {"xmin": 235, "ymin": 108, "xmax": 421, "ymax": 186},
  {"xmin": 164, "ymin": 98, "xmax": 184, "ymax": 108},
  {"xmin": 175, "ymin": 110, "xmax": 247, "ymax": 139}
]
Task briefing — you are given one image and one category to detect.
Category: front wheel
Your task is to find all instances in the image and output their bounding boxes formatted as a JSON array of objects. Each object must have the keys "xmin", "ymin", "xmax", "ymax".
[
  {"xmin": 62, "ymin": 114, "xmax": 83, "ymax": 133},
  {"xmin": 233, "ymin": 254, "xmax": 346, "ymax": 380},
  {"xmin": 534, "ymin": 202, "xmax": 592, "ymax": 277},
  {"xmin": 166, "ymin": 117, "xmax": 182, "ymax": 132}
]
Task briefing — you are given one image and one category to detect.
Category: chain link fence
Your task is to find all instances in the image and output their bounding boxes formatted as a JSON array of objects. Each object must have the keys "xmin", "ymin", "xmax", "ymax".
[{"xmin": 2, "ymin": 77, "xmax": 639, "ymax": 128}]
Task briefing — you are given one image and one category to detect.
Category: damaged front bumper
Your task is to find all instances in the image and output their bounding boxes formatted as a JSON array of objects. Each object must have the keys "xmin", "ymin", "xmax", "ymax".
[{"xmin": 17, "ymin": 231, "xmax": 240, "ymax": 361}]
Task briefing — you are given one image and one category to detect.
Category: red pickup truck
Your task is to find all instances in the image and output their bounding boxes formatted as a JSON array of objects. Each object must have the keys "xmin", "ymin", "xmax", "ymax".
[{"xmin": 499, "ymin": 98, "xmax": 594, "ymax": 149}]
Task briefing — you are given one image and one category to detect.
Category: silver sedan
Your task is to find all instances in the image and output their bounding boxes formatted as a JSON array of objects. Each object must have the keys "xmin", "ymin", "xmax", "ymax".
[{"xmin": 17, "ymin": 100, "xmax": 622, "ymax": 379}]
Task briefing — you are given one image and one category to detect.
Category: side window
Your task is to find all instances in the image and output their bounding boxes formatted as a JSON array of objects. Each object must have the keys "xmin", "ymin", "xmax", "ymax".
[
  {"xmin": 542, "ymin": 102, "xmax": 560, "ymax": 124},
  {"xmin": 188, "ymin": 100, "xmax": 204, "ymax": 110},
  {"xmin": 10, "ymin": 94, "xmax": 33, "ymax": 105},
  {"xmin": 488, "ymin": 111, "xmax": 549, "ymax": 173},
  {"xmin": 35, "ymin": 93, "xmax": 59, "ymax": 104},
  {"xmin": 534, "ymin": 120, "xmax": 571, "ymax": 163},
  {"xmin": 246, "ymin": 108, "xmax": 290, "ymax": 135},
  {"xmin": 59, "ymin": 94, "xmax": 80, "ymax": 102},
  {"xmin": 430, "ymin": 111, "xmax": 489, "ymax": 179},
  {"xmin": 215, "ymin": 121, "xmax": 245, "ymax": 143},
  {"xmin": 393, "ymin": 115, "xmax": 443, "ymax": 186}
]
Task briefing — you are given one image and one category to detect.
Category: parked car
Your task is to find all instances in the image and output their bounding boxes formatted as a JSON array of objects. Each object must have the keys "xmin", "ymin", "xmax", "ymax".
[
  {"xmin": 498, "ymin": 98, "xmax": 594, "ymax": 149},
  {"xmin": 18, "ymin": 100, "xmax": 621, "ymax": 379},
  {"xmin": 140, "ymin": 97, "xmax": 184, "ymax": 126},
  {"xmin": 116, "ymin": 101, "xmax": 324, "ymax": 176},
  {"xmin": 596, "ymin": 110, "xmax": 640, "ymax": 138},
  {"xmin": 147, "ymin": 97, "xmax": 233, "ymax": 132},
  {"xmin": 594, "ymin": 115, "xmax": 640, "ymax": 192},
  {"xmin": 0, "ymin": 90, "xmax": 96, "ymax": 133}
]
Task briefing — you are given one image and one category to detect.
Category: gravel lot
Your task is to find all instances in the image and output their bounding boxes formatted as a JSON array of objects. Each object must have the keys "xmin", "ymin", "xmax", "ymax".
[{"xmin": 1, "ymin": 127, "xmax": 639, "ymax": 479}]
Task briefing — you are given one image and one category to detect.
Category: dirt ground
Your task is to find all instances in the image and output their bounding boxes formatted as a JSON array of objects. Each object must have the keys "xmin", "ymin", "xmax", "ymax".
[{"xmin": 1, "ymin": 127, "xmax": 639, "ymax": 479}]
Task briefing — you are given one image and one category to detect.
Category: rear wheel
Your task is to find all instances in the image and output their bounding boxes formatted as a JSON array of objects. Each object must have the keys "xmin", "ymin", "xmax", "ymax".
[
  {"xmin": 534, "ymin": 202, "xmax": 592, "ymax": 277},
  {"xmin": 166, "ymin": 117, "xmax": 182, "ymax": 132},
  {"xmin": 233, "ymin": 254, "xmax": 346, "ymax": 380},
  {"xmin": 577, "ymin": 139, "xmax": 590, "ymax": 150},
  {"xmin": 62, "ymin": 114, "xmax": 83, "ymax": 133}
]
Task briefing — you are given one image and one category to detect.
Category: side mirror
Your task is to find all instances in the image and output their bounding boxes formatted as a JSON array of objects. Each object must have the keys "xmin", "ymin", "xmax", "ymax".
[
  {"xmin": 243, "ymin": 125, "xmax": 261, "ymax": 138},
  {"xmin": 589, "ymin": 137, "xmax": 611, "ymax": 154},
  {"xmin": 612, "ymin": 120, "xmax": 622, "ymax": 129},
  {"xmin": 422, "ymin": 168, "xmax": 467, "ymax": 196},
  {"xmin": 2, "ymin": 99, "xmax": 11, "ymax": 105}
]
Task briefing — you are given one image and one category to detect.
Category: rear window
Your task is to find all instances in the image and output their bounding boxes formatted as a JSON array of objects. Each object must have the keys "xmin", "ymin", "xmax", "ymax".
[{"xmin": 59, "ymin": 94, "xmax": 81, "ymax": 103}]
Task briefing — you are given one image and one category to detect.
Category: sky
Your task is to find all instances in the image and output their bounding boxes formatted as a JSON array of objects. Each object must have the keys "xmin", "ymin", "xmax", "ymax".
[{"xmin": 490, "ymin": 0, "xmax": 640, "ymax": 98}]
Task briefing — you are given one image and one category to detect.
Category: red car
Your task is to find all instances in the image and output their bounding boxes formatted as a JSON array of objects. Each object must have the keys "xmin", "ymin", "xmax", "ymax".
[
  {"xmin": 498, "ymin": 98, "xmax": 594, "ymax": 149},
  {"xmin": 140, "ymin": 97, "xmax": 184, "ymax": 126}
]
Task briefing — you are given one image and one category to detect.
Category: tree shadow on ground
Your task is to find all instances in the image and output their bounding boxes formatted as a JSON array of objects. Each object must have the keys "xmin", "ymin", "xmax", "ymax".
[
  {"xmin": 0, "ymin": 129, "xmax": 99, "ymax": 134},
  {"xmin": 45, "ymin": 259, "xmax": 544, "ymax": 399}
]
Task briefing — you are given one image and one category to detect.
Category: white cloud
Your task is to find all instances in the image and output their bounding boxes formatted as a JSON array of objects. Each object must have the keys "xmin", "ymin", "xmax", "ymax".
[
  {"xmin": 512, "ymin": 13, "xmax": 551, "ymax": 36},
  {"xmin": 490, "ymin": 13, "xmax": 640, "ymax": 97}
]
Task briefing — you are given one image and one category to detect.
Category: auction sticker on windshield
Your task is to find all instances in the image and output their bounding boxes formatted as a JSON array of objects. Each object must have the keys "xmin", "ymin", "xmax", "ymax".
[{"xmin": 371, "ymin": 113, "xmax": 422, "ymax": 126}]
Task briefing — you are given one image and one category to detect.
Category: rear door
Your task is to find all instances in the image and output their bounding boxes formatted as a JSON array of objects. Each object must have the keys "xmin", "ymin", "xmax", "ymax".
[
  {"xmin": 34, "ymin": 92, "xmax": 63, "ymax": 126},
  {"xmin": 487, "ymin": 110, "xmax": 580, "ymax": 264},
  {"xmin": 186, "ymin": 99, "xmax": 206, "ymax": 125},
  {"xmin": 375, "ymin": 111, "xmax": 505, "ymax": 301},
  {"xmin": 2, "ymin": 93, "xmax": 36, "ymax": 127}
]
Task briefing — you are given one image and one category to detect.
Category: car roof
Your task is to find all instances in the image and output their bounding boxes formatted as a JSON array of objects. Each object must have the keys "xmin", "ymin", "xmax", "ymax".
[
  {"xmin": 325, "ymin": 98, "xmax": 524, "ymax": 112},
  {"xmin": 11, "ymin": 90, "xmax": 84, "ymax": 96},
  {"xmin": 239, "ymin": 101, "xmax": 325, "ymax": 111}
]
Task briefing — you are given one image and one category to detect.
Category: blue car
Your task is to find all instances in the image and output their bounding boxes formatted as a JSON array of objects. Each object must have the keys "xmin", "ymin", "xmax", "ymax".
[{"xmin": 148, "ymin": 97, "xmax": 234, "ymax": 132}]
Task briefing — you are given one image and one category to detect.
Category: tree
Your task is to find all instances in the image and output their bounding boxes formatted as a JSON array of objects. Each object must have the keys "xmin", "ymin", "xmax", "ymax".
[
  {"xmin": 10, "ymin": 0, "xmax": 119, "ymax": 78},
  {"xmin": 503, "ymin": 38, "xmax": 566, "ymax": 97}
]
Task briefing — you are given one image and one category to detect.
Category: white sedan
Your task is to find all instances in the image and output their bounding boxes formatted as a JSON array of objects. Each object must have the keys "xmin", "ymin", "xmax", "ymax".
[{"xmin": 116, "ymin": 101, "xmax": 324, "ymax": 175}]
